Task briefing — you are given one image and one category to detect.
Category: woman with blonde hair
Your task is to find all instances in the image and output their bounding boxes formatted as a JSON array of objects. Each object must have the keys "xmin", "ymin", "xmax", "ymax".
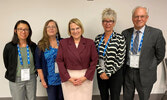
[
  {"xmin": 56, "ymin": 18, "xmax": 98, "ymax": 100},
  {"xmin": 95, "ymin": 8, "xmax": 126, "ymax": 100}
]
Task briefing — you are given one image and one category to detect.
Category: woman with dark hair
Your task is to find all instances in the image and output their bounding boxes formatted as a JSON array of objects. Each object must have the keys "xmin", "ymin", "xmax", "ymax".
[
  {"xmin": 3, "ymin": 20, "xmax": 37, "ymax": 100},
  {"xmin": 35, "ymin": 19, "xmax": 64, "ymax": 100}
]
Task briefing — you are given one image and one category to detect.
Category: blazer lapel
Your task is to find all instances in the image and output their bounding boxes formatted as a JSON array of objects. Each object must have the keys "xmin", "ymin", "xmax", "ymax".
[
  {"xmin": 78, "ymin": 37, "xmax": 86, "ymax": 54},
  {"xmin": 68, "ymin": 37, "xmax": 82, "ymax": 63},
  {"xmin": 127, "ymin": 28, "xmax": 134, "ymax": 52},
  {"xmin": 140, "ymin": 25, "xmax": 150, "ymax": 58}
]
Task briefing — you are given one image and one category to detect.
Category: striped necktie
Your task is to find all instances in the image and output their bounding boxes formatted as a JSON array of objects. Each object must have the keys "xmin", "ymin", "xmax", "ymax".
[{"xmin": 132, "ymin": 31, "xmax": 140, "ymax": 54}]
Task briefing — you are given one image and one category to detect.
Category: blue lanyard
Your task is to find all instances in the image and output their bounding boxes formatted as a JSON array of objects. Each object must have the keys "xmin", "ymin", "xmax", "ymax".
[
  {"xmin": 130, "ymin": 32, "xmax": 144, "ymax": 53},
  {"xmin": 17, "ymin": 44, "xmax": 30, "ymax": 66},
  {"xmin": 98, "ymin": 33, "xmax": 113, "ymax": 56},
  {"xmin": 56, "ymin": 39, "xmax": 59, "ymax": 46}
]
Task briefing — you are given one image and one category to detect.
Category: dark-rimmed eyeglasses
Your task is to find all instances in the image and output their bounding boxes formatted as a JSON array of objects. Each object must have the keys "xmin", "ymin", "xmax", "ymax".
[
  {"xmin": 102, "ymin": 20, "xmax": 114, "ymax": 24},
  {"xmin": 17, "ymin": 28, "xmax": 29, "ymax": 32}
]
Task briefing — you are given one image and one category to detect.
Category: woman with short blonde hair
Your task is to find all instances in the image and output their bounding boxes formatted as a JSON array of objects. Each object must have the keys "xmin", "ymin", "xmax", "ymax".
[
  {"xmin": 57, "ymin": 18, "xmax": 98, "ymax": 100},
  {"xmin": 95, "ymin": 8, "xmax": 126, "ymax": 100}
]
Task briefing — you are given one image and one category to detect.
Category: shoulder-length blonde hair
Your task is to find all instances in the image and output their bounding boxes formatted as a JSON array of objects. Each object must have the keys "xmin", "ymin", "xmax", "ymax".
[
  {"xmin": 68, "ymin": 18, "xmax": 84, "ymax": 36},
  {"xmin": 38, "ymin": 19, "xmax": 61, "ymax": 51}
]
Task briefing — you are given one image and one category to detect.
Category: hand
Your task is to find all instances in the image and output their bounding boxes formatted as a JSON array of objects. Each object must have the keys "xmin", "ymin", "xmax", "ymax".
[
  {"xmin": 41, "ymin": 80, "xmax": 48, "ymax": 88},
  {"xmin": 75, "ymin": 77, "xmax": 87, "ymax": 86},
  {"xmin": 100, "ymin": 72, "xmax": 109, "ymax": 80},
  {"xmin": 68, "ymin": 77, "xmax": 87, "ymax": 86},
  {"xmin": 68, "ymin": 78, "xmax": 78, "ymax": 86}
]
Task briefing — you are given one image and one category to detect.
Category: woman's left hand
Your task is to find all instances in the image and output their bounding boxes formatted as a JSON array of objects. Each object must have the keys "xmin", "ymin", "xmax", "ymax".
[
  {"xmin": 100, "ymin": 72, "xmax": 109, "ymax": 80},
  {"xmin": 75, "ymin": 77, "xmax": 87, "ymax": 86}
]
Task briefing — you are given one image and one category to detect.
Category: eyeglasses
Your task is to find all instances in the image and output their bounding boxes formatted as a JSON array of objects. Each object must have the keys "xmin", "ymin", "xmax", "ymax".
[
  {"xmin": 17, "ymin": 28, "xmax": 29, "ymax": 32},
  {"xmin": 133, "ymin": 15, "xmax": 147, "ymax": 19},
  {"xmin": 46, "ymin": 26, "xmax": 57, "ymax": 29},
  {"xmin": 102, "ymin": 20, "xmax": 114, "ymax": 24}
]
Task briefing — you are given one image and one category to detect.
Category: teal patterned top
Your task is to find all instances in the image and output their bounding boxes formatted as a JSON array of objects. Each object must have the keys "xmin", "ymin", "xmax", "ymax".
[{"xmin": 44, "ymin": 46, "xmax": 61, "ymax": 86}]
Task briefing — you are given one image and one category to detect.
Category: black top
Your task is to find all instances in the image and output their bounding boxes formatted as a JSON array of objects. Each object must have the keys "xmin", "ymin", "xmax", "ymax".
[{"xmin": 3, "ymin": 42, "xmax": 37, "ymax": 82}]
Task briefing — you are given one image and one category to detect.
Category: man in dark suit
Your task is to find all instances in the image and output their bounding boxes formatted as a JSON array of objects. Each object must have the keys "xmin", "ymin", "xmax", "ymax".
[{"xmin": 122, "ymin": 6, "xmax": 166, "ymax": 100}]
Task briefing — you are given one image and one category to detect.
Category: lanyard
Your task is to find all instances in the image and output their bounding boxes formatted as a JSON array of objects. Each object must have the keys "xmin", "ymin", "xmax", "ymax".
[
  {"xmin": 98, "ymin": 33, "xmax": 113, "ymax": 56},
  {"xmin": 130, "ymin": 32, "xmax": 144, "ymax": 53},
  {"xmin": 17, "ymin": 44, "xmax": 30, "ymax": 66},
  {"xmin": 56, "ymin": 39, "xmax": 59, "ymax": 46}
]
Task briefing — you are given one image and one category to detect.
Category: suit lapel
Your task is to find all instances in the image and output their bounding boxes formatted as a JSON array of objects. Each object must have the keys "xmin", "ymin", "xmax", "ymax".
[
  {"xmin": 68, "ymin": 37, "xmax": 83, "ymax": 63},
  {"xmin": 78, "ymin": 37, "xmax": 86, "ymax": 54},
  {"xmin": 127, "ymin": 28, "xmax": 134, "ymax": 52},
  {"xmin": 140, "ymin": 25, "xmax": 150, "ymax": 58}
]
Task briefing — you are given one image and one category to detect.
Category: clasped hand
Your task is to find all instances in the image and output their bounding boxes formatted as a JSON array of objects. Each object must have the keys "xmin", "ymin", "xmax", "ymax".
[{"xmin": 69, "ymin": 77, "xmax": 87, "ymax": 86}]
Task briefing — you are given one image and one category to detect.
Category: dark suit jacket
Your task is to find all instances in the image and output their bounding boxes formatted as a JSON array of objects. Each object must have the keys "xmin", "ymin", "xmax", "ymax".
[
  {"xmin": 122, "ymin": 25, "xmax": 166, "ymax": 87},
  {"xmin": 56, "ymin": 36, "xmax": 98, "ymax": 82}
]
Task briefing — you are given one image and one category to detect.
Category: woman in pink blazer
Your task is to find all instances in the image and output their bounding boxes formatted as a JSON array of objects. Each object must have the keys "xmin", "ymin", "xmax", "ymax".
[{"xmin": 56, "ymin": 18, "xmax": 98, "ymax": 100}]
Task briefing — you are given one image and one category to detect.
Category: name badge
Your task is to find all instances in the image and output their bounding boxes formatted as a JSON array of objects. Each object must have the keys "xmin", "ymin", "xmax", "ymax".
[
  {"xmin": 55, "ymin": 62, "xmax": 59, "ymax": 73},
  {"xmin": 130, "ymin": 54, "xmax": 140, "ymax": 68},
  {"xmin": 21, "ymin": 68, "xmax": 30, "ymax": 81},
  {"xmin": 99, "ymin": 59, "xmax": 105, "ymax": 71}
]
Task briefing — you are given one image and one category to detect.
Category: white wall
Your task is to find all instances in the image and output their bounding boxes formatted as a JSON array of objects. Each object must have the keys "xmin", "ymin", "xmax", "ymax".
[{"xmin": 0, "ymin": 0, "xmax": 167, "ymax": 97}]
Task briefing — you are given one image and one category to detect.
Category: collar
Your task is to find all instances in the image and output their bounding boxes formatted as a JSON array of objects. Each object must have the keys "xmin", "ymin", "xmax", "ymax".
[
  {"xmin": 134, "ymin": 25, "xmax": 146, "ymax": 34},
  {"xmin": 103, "ymin": 31, "xmax": 116, "ymax": 37},
  {"xmin": 69, "ymin": 36, "xmax": 86, "ymax": 45}
]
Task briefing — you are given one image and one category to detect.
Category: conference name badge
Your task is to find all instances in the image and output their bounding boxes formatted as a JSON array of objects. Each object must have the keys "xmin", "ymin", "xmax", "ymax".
[
  {"xmin": 55, "ymin": 62, "xmax": 59, "ymax": 73},
  {"xmin": 99, "ymin": 59, "xmax": 105, "ymax": 71},
  {"xmin": 21, "ymin": 68, "xmax": 30, "ymax": 81},
  {"xmin": 130, "ymin": 54, "xmax": 140, "ymax": 68}
]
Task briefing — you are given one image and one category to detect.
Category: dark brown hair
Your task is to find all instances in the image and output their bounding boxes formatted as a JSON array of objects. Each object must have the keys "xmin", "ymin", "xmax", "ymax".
[{"xmin": 12, "ymin": 20, "xmax": 32, "ymax": 45}]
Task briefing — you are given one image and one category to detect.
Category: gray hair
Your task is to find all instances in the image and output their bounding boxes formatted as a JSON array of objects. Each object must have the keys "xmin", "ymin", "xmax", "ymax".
[
  {"xmin": 132, "ymin": 6, "xmax": 149, "ymax": 16},
  {"xmin": 102, "ymin": 8, "xmax": 117, "ymax": 22}
]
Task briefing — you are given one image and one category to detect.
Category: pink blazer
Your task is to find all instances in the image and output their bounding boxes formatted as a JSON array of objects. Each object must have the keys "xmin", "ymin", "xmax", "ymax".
[{"xmin": 56, "ymin": 36, "xmax": 98, "ymax": 82}]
